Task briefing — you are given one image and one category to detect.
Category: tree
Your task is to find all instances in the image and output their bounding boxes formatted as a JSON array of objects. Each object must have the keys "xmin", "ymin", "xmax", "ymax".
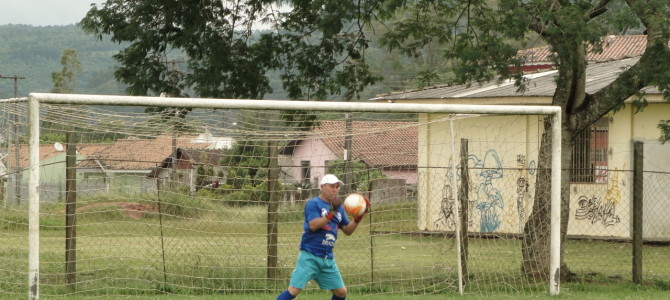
[
  {"xmin": 79, "ymin": 0, "xmax": 388, "ymax": 101},
  {"xmin": 80, "ymin": 0, "xmax": 670, "ymax": 281},
  {"xmin": 51, "ymin": 49, "xmax": 82, "ymax": 94},
  {"xmin": 380, "ymin": 0, "xmax": 670, "ymax": 280}
]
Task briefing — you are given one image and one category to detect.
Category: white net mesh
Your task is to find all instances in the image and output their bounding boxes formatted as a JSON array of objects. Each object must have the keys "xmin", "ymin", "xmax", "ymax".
[{"xmin": 0, "ymin": 97, "xmax": 559, "ymax": 298}]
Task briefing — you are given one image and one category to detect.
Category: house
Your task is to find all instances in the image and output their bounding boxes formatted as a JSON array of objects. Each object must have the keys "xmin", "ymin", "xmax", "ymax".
[
  {"xmin": 1, "ymin": 143, "xmax": 108, "ymax": 203},
  {"xmin": 147, "ymin": 147, "xmax": 227, "ymax": 194},
  {"xmin": 279, "ymin": 120, "xmax": 418, "ymax": 189},
  {"xmin": 76, "ymin": 135, "xmax": 215, "ymax": 195},
  {"xmin": 370, "ymin": 36, "xmax": 670, "ymax": 241},
  {"xmin": 0, "ymin": 134, "xmax": 228, "ymax": 203}
]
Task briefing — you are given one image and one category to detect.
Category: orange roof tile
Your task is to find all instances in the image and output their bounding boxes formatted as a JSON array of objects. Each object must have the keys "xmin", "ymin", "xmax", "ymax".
[
  {"xmin": 313, "ymin": 121, "xmax": 418, "ymax": 168},
  {"xmin": 2, "ymin": 143, "xmax": 109, "ymax": 170},
  {"xmin": 518, "ymin": 35, "xmax": 649, "ymax": 63},
  {"xmin": 77, "ymin": 135, "xmax": 211, "ymax": 170}
]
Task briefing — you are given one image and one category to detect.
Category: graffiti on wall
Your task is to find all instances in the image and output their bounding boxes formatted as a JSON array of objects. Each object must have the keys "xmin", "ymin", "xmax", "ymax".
[
  {"xmin": 436, "ymin": 184, "xmax": 456, "ymax": 228},
  {"xmin": 472, "ymin": 150, "xmax": 504, "ymax": 232},
  {"xmin": 515, "ymin": 154, "xmax": 530, "ymax": 232},
  {"xmin": 574, "ymin": 195, "xmax": 621, "ymax": 227},
  {"xmin": 574, "ymin": 167, "xmax": 623, "ymax": 227},
  {"xmin": 435, "ymin": 149, "xmax": 536, "ymax": 233}
]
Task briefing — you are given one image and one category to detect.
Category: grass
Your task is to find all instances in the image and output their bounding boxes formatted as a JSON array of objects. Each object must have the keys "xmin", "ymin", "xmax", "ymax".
[
  {"xmin": 1, "ymin": 199, "xmax": 669, "ymax": 299},
  {"xmin": 32, "ymin": 283, "xmax": 670, "ymax": 300}
]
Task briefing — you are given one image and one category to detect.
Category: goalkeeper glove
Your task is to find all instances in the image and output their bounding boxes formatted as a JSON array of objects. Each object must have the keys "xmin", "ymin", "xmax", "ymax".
[
  {"xmin": 354, "ymin": 197, "xmax": 370, "ymax": 223},
  {"xmin": 327, "ymin": 197, "xmax": 342, "ymax": 220}
]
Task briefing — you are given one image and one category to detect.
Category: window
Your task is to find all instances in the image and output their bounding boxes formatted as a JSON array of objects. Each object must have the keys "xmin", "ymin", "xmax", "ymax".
[
  {"xmin": 571, "ymin": 117, "xmax": 609, "ymax": 183},
  {"xmin": 300, "ymin": 161, "xmax": 311, "ymax": 185}
]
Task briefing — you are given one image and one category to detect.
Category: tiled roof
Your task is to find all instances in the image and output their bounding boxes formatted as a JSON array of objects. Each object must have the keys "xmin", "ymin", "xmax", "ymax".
[
  {"xmin": 518, "ymin": 35, "xmax": 648, "ymax": 63},
  {"xmin": 1, "ymin": 143, "xmax": 108, "ymax": 170},
  {"xmin": 313, "ymin": 121, "xmax": 418, "ymax": 168},
  {"xmin": 181, "ymin": 149, "xmax": 225, "ymax": 166},
  {"xmin": 372, "ymin": 57, "xmax": 649, "ymax": 101},
  {"xmin": 77, "ymin": 135, "xmax": 211, "ymax": 170}
]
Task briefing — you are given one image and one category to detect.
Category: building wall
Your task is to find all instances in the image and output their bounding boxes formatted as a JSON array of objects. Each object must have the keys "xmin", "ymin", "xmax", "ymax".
[
  {"xmin": 382, "ymin": 169, "xmax": 418, "ymax": 185},
  {"xmin": 289, "ymin": 138, "xmax": 419, "ymax": 188},
  {"xmin": 418, "ymin": 114, "xmax": 541, "ymax": 233},
  {"xmin": 290, "ymin": 138, "xmax": 338, "ymax": 187},
  {"xmin": 418, "ymin": 103, "xmax": 670, "ymax": 240}
]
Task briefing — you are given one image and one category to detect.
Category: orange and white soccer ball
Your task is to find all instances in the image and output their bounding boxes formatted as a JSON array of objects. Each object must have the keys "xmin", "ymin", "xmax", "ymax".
[{"xmin": 344, "ymin": 193, "xmax": 367, "ymax": 217}]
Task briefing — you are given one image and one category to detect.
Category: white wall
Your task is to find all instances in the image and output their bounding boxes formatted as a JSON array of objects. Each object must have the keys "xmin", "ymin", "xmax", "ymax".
[
  {"xmin": 416, "ymin": 103, "xmax": 670, "ymax": 240},
  {"xmin": 418, "ymin": 114, "xmax": 541, "ymax": 232}
]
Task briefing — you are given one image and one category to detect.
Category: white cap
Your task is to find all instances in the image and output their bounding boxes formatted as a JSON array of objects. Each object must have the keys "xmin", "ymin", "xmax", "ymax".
[{"xmin": 320, "ymin": 174, "xmax": 344, "ymax": 186}]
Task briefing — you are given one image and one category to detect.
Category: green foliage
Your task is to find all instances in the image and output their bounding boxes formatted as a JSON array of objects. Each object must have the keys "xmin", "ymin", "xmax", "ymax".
[
  {"xmin": 78, "ymin": 0, "xmax": 392, "ymax": 101},
  {"xmin": 325, "ymin": 159, "xmax": 385, "ymax": 191},
  {"xmin": 0, "ymin": 24, "xmax": 127, "ymax": 99},
  {"xmin": 51, "ymin": 49, "xmax": 82, "ymax": 93},
  {"xmin": 157, "ymin": 187, "xmax": 218, "ymax": 219},
  {"xmin": 214, "ymin": 139, "xmax": 277, "ymax": 205},
  {"xmin": 658, "ymin": 120, "xmax": 670, "ymax": 144}
]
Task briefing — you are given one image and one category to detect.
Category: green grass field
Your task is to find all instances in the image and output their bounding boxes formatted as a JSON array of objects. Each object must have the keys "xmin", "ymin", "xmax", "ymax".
[
  {"xmin": 1, "ymin": 198, "xmax": 669, "ymax": 299},
  {"xmin": 49, "ymin": 282, "xmax": 670, "ymax": 300}
]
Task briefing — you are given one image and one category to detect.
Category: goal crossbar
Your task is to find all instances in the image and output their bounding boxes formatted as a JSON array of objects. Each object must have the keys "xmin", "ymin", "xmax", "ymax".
[{"xmin": 25, "ymin": 93, "xmax": 562, "ymax": 299}]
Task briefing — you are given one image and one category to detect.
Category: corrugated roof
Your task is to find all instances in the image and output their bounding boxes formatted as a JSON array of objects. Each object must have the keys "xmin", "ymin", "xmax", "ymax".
[
  {"xmin": 372, "ymin": 57, "xmax": 643, "ymax": 101},
  {"xmin": 313, "ymin": 121, "xmax": 418, "ymax": 168}
]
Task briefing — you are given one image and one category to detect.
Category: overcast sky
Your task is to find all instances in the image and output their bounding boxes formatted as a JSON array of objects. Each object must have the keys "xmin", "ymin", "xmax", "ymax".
[{"xmin": 0, "ymin": 0, "xmax": 101, "ymax": 26}]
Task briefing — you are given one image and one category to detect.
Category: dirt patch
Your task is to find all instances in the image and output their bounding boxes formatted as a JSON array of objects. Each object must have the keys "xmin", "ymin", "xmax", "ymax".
[{"xmin": 72, "ymin": 202, "xmax": 159, "ymax": 219}]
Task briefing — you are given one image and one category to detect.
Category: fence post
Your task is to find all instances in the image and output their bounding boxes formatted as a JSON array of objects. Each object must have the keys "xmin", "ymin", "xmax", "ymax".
[
  {"xmin": 632, "ymin": 141, "xmax": 643, "ymax": 284},
  {"xmin": 65, "ymin": 133, "xmax": 77, "ymax": 290},
  {"xmin": 459, "ymin": 138, "xmax": 469, "ymax": 284},
  {"xmin": 266, "ymin": 140, "xmax": 280, "ymax": 280}
]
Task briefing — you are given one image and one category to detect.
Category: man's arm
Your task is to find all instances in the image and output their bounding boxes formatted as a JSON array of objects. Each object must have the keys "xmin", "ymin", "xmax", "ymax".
[
  {"xmin": 340, "ymin": 219, "xmax": 359, "ymax": 235},
  {"xmin": 308, "ymin": 197, "xmax": 342, "ymax": 231},
  {"xmin": 308, "ymin": 215, "xmax": 333, "ymax": 231}
]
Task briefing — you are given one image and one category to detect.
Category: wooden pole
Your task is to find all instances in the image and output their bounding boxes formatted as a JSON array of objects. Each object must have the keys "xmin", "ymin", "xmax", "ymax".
[
  {"xmin": 64, "ymin": 133, "xmax": 77, "ymax": 289},
  {"xmin": 632, "ymin": 141, "xmax": 643, "ymax": 284},
  {"xmin": 266, "ymin": 140, "xmax": 280, "ymax": 280},
  {"xmin": 459, "ymin": 139, "xmax": 469, "ymax": 284}
]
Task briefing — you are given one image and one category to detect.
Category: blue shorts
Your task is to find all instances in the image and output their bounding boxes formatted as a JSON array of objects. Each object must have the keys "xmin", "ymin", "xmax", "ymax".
[{"xmin": 289, "ymin": 250, "xmax": 344, "ymax": 290}]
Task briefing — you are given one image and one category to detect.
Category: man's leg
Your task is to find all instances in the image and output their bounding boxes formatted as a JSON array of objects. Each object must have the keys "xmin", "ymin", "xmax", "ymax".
[
  {"xmin": 277, "ymin": 287, "xmax": 301, "ymax": 300},
  {"xmin": 331, "ymin": 286, "xmax": 347, "ymax": 300}
]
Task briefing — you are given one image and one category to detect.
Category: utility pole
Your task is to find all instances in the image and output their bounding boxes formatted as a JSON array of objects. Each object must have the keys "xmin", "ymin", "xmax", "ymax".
[
  {"xmin": 1, "ymin": 75, "xmax": 26, "ymax": 206},
  {"xmin": 163, "ymin": 59, "xmax": 185, "ymax": 189}
]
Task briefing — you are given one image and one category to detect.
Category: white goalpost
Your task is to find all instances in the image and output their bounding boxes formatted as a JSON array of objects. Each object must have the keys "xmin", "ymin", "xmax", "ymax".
[{"xmin": 16, "ymin": 93, "xmax": 560, "ymax": 299}]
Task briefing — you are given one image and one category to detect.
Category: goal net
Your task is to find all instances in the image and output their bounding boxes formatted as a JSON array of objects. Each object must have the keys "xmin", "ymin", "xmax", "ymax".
[{"xmin": 0, "ymin": 94, "xmax": 560, "ymax": 298}]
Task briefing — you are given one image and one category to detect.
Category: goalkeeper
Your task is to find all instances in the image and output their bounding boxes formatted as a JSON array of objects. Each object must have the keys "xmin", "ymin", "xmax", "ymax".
[{"xmin": 277, "ymin": 174, "xmax": 369, "ymax": 300}]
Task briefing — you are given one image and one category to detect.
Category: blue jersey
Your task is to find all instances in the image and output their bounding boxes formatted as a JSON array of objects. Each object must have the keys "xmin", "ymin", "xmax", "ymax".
[{"xmin": 299, "ymin": 197, "xmax": 350, "ymax": 259}]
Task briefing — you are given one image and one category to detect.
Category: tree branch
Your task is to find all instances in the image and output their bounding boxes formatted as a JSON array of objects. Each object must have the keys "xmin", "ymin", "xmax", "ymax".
[{"xmin": 585, "ymin": 0, "xmax": 611, "ymax": 21}]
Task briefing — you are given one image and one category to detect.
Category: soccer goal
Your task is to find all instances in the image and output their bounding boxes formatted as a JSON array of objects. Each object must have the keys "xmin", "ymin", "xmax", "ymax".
[{"xmin": 2, "ymin": 93, "xmax": 561, "ymax": 299}]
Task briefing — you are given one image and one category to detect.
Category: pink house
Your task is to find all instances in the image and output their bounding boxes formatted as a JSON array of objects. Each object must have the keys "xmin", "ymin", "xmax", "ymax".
[{"xmin": 280, "ymin": 120, "xmax": 418, "ymax": 188}]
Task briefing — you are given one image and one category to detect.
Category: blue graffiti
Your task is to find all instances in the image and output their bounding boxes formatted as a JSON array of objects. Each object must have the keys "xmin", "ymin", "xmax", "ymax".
[{"xmin": 472, "ymin": 150, "xmax": 504, "ymax": 232}]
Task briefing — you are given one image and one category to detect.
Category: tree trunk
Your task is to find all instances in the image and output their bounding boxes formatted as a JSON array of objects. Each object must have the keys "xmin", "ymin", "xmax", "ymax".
[
  {"xmin": 521, "ymin": 119, "xmax": 575, "ymax": 281},
  {"xmin": 521, "ymin": 119, "xmax": 553, "ymax": 280},
  {"xmin": 521, "ymin": 38, "xmax": 588, "ymax": 281}
]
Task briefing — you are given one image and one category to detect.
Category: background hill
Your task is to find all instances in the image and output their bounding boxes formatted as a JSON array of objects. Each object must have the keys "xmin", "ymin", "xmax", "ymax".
[
  {"xmin": 0, "ymin": 24, "xmax": 431, "ymax": 101},
  {"xmin": 0, "ymin": 24, "xmax": 128, "ymax": 98}
]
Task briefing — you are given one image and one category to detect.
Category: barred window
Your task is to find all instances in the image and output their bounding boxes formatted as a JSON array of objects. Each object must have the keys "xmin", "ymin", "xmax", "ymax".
[
  {"xmin": 300, "ymin": 160, "xmax": 311, "ymax": 185},
  {"xmin": 571, "ymin": 117, "xmax": 609, "ymax": 183}
]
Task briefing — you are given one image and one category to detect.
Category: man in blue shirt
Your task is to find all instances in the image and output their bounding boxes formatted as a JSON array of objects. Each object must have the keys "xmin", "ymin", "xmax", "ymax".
[{"xmin": 277, "ymin": 174, "xmax": 369, "ymax": 300}]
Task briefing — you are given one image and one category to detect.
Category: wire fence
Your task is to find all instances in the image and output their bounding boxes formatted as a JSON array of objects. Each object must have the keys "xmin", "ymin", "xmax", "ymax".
[{"xmin": 0, "ymin": 100, "xmax": 668, "ymax": 298}]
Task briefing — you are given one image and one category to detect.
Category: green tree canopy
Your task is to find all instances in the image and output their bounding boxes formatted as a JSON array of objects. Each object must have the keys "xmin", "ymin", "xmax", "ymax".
[
  {"xmin": 380, "ymin": 0, "xmax": 670, "ymax": 280},
  {"xmin": 51, "ymin": 49, "xmax": 82, "ymax": 94},
  {"xmin": 80, "ymin": 0, "xmax": 670, "ymax": 281},
  {"xmin": 79, "ymin": 0, "xmax": 393, "ymax": 101}
]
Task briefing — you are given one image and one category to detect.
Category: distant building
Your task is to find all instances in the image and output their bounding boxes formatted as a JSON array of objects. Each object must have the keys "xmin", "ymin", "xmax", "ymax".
[{"xmin": 280, "ymin": 120, "xmax": 418, "ymax": 188}]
